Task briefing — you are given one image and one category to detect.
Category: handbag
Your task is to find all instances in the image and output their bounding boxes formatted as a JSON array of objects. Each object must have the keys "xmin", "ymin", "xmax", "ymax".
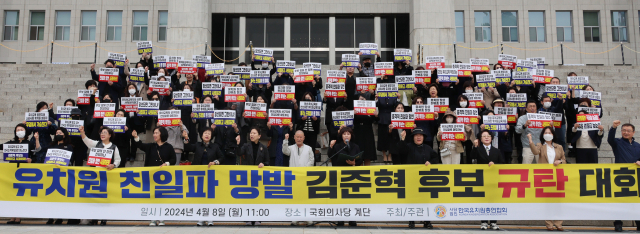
[{"xmin": 440, "ymin": 148, "xmax": 451, "ymax": 157}]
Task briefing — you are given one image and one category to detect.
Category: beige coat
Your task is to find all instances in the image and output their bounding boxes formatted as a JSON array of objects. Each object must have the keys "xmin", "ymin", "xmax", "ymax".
[
  {"xmin": 531, "ymin": 142, "xmax": 566, "ymax": 164},
  {"xmin": 436, "ymin": 127, "xmax": 466, "ymax": 153}
]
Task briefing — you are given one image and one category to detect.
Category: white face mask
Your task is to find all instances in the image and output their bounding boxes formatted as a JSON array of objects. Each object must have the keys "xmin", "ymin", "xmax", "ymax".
[
  {"xmin": 40, "ymin": 109, "xmax": 48, "ymax": 113},
  {"xmin": 262, "ymin": 63, "xmax": 268, "ymax": 68},
  {"xmin": 446, "ymin": 117, "xmax": 454, "ymax": 123},
  {"xmin": 465, "ymin": 89, "xmax": 473, "ymax": 93},
  {"xmin": 16, "ymin": 131, "xmax": 26, "ymax": 139},
  {"xmin": 543, "ymin": 134, "xmax": 554, "ymax": 142},
  {"xmin": 157, "ymin": 73, "xmax": 165, "ymax": 77},
  {"xmin": 543, "ymin": 102, "xmax": 552, "ymax": 108},
  {"xmin": 459, "ymin": 102, "xmax": 467, "ymax": 108},
  {"xmin": 184, "ymin": 88, "xmax": 190, "ymax": 92},
  {"xmin": 129, "ymin": 89, "xmax": 136, "ymax": 95}
]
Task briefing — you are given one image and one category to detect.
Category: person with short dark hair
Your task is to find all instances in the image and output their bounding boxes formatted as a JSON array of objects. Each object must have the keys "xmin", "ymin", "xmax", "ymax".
[
  {"xmin": 2, "ymin": 123, "xmax": 39, "ymax": 224},
  {"xmin": 515, "ymin": 100, "xmax": 542, "ymax": 163},
  {"xmin": 471, "ymin": 129, "xmax": 504, "ymax": 230},
  {"xmin": 90, "ymin": 59, "xmax": 127, "ymax": 109},
  {"xmin": 608, "ymin": 120, "xmax": 640, "ymax": 232},
  {"xmin": 131, "ymin": 127, "xmax": 175, "ymax": 227},
  {"xmin": 44, "ymin": 127, "xmax": 73, "ymax": 225},
  {"xmin": 358, "ymin": 51, "xmax": 381, "ymax": 77},
  {"xmin": 401, "ymin": 127, "xmax": 438, "ymax": 229},
  {"xmin": 570, "ymin": 109, "xmax": 604, "ymax": 163},
  {"xmin": 25, "ymin": 102, "xmax": 57, "ymax": 163}
]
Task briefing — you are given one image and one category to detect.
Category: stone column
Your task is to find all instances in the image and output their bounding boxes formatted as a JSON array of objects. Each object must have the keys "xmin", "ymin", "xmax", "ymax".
[
  {"xmin": 167, "ymin": 0, "xmax": 211, "ymax": 58},
  {"xmin": 409, "ymin": 0, "xmax": 455, "ymax": 64}
]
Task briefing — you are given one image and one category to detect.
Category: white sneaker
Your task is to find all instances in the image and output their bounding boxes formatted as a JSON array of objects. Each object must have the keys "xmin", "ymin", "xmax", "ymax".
[
  {"xmin": 207, "ymin": 221, "xmax": 214, "ymax": 226},
  {"xmin": 491, "ymin": 223, "xmax": 500, "ymax": 230},
  {"xmin": 196, "ymin": 221, "xmax": 204, "ymax": 226},
  {"xmin": 157, "ymin": 221, "xmax": 165, "ymax": 226},
  {"xmin": 306, "ymin": 221, "xmax": 314, "ymax": 226},
  {"xmin": 149, "ymin": 221, "xmax": 157, "ymax": 226},
  {"xmin": 246, "ymin": 222, "xmax": 253, "ymax": 226},
  {"xmin": 480, "ymin": 222, "xmax": 488, "ymax": 230},
  {"xmin": 291, "ymin": 221, "xmax": 298, "ymax": 226},
  {"xmin": 254, "ymin": 221, "xmax": 261, "ymax": 226}
]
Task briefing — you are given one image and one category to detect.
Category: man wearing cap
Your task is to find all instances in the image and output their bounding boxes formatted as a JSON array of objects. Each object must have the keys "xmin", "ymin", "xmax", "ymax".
[{"xmin": 398, "ymin": 127, "xmax": 438, "ymax": 229}]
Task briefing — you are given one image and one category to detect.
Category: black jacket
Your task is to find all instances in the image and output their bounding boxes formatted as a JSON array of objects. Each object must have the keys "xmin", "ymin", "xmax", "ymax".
[
  {"xmin": 399, "ymin": 141, "xmax": 440, "ymax": 165},
  {"xmin": 329, "ymin": 141, "xmax": 362, "ymax": 166},
  {"xmin": 213, "ymin": 126, "xmax": 239, "ymax": 151},
  {"xmin": 571, "ymin": 129, "xmax": 604, "ymax": 148},
  {"xmin": 388, "ymin": 128, "xmax": 411, "ymax": 155},
  {"xmin": 134, "ymin": 140, "xmax": 177, "ymax": 166},
  {"xmin": 185, "ymin": 141, "xmax": 224, "ymax": 165},
  {"xmin": 471, "ymin": 145, "xmax": 505, "ymax": 164},
  {"xmin": 236, "ymin": 142, "xmax": 270, "ymax": 166},
  {"xmin": 90, "ymin": 68, "xmax": 126, "ymax": 102}
]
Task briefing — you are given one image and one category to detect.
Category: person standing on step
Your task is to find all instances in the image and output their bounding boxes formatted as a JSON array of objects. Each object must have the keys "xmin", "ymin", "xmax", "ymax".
[
  {"xmin": 90, "ymin": 59, "xmax": 127, "ymax": 110},
  {"xmin": 471, "ymin": 129, "xmax": 504, "ymax": 230},
  {"xmin": 607, "ymin": 120, "xmax": 640, "ymax": 232}
]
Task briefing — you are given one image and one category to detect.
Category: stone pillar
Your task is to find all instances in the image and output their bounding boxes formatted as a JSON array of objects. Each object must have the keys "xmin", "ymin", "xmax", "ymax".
[
  {"xmin": 409, "ymin": 0, "xmax": 455, "ymax": 65},
  {"xmin": 167, "ymin": 0, "xmax": 211, "ymax": 58}
]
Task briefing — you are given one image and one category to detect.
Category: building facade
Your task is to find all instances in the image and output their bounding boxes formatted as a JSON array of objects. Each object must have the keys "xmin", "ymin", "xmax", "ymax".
[{"xmin": 1, "ymin": 0, "xmax": 640, "ymax": 66}]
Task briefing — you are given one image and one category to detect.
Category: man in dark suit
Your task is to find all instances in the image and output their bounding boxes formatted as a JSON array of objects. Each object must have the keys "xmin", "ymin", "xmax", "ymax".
[{"xmin": 472, "ymin": 129, "xmax": 504, "ymax": 230}]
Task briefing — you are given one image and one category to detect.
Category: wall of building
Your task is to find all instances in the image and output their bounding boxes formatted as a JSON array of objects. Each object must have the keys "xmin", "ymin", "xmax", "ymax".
[{"xmin": 1, "ymin": 0, "xmax": 640, "ymax": 65}]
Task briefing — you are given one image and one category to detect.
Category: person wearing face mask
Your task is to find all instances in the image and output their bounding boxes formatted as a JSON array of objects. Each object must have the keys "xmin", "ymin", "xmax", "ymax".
[
  {"xmin": 123, "ymin": 84, "xmax": 146, "ymax": 153},
  {"xmin": 456, "ymin": 95, "xmax": 479, "ymax": 164},
  {"xmin": 1, "ymin": 123, "xmax": 39, "ymax": 225},
  {"xmin": 78, "ymin": 80, "xmax": 99, "ymax": 117},
  {"xmin": 90, "ymin": 59, "xmax": 127, "ymax": 110},
  {"xmin": 570, "ymin": 110, "xmax": 604, "ymax": 164},
  {"xmin": 250, "ymin": 55, "xmax": 276, "ymax": 86},
  {"xmin": 111, "ymin": 109, "xmax": 134, "ymax": 167},
  {"xmin": 471, "ymin": 129, "xmax": 504, "ymax": 230},
  {"xmin": 436, "ymin": 109, "xmax": 466, "ymax": 164},
  {"xmin": 527, "ymin": 126, "xmax": 565, "ymax": 231},
  {"xmin": 179, "ymin": 73, "xmax": 203, "ymax": 102},
  {"xmin": 358, "ymin": 52, "xmax": 382, "ymax": 77},
  {"xmin": 339, "ymin": 62, "xmax": 366, "ymax": 109},
  {"xmin": 130, "ymin": 62, "xmax": 150, "ymax": 96},
  {"xmin": 412, "ymin": 96, "xmax": 438, "ymax": 150},
  {"xmin": 538, "ymin": 88, "xmax": 570, "ymax": 153},
  {"xmin": 184, "ymin": 127, "xmax": 223, "ymax": 227},
  {"xmin": 85, "ymin": 95, "xmax": 112, "ymax": 141},
  {"xmin": 68, "ymin": 108, "xmax": 89, "ymax": 168},
  {"xmin": 23, "ymin": 102, "xmax": 57, "ymax": 163},
  {"xmin": 387, "ymin": 103, "xmax": 412, "ymax": 165},
  {"xmin": 608, "ymin": 120, "xmax": 640, "ymax": 232},
  {"xmin": 515, "ymin": 100, "xmax": 543, "ymax": 164},
  {"xmin": 492, "ymin": 64, "xmax": 510, "ymax": 98},
  {"xmin": 394, "ymin": 60, "xmax": 414, "ymax": 76},
  {"xmin": 193, "ymin": 95, "xmax": 217, "ymax": 138},
  {"xmin": 42, "ymin": 127, "xmax": 73, "ymax": 225}
]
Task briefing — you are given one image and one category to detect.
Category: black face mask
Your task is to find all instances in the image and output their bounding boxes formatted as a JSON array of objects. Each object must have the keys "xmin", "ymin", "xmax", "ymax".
[
  {"xmin": 579, "ymin": 105, "xmax": 588, "ymax": 107},
  {"xmin": 54, "ymin": 135, "xmax": 64, "ymax": 142},
  {"xmin": 71, "ymin": 115, "xmax": 81, "ymax": 120},
  {"xmin": 103, "ymin": 99, "xmax": 111, "ymax": 103},
  {"xmin": 364, "ymin": 62, "xmax": 371, "ymax": 67},
  {"xmin": 306, "ymin": 98, "xmax": 312, "ymax": 101}
]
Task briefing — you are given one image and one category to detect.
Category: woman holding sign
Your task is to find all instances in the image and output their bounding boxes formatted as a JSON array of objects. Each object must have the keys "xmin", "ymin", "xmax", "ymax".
[
  {"xmin": 1, "ymin": 123, "xmax": 39, "ymax": 224},
  {"xmin": 43, "ymin": 127, "xmax": 73, "ymax": 225},
  {"xmin": 353, "ymin": 93, "xmax": 378, "ymax": 165},
  {"xmin": 25, "ymin": 102, "xmax": 57, "ymax": 163},
  {"xmin": 387, "ymin": 103, "xmax": 413, "ymax": 165},
  {"xmin": 436, "ymin": 109, "xmax": 466, "ymax": 164},
  {"xmin": 111, "ymin": 109, "xmax": 134, "ymax": 167},
  {"xmin": 296, "ymin": 92, "xmax": 321, "ymax": 155},
  {"xmin": 527, "ymin": 127, "xmax": 566, "ymax": 231},
  {"xmin": 376, "ymin": 84, "xmax": 399, "ymax": 164},
  {"xmin": 570, "ymin": 109, "xmax": 604, "ymax": 164}
]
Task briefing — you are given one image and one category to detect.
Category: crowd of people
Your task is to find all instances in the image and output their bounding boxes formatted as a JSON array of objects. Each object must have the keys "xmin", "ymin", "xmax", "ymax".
[{"xmin": 2, "ymin": 51, "xmax": 640, "ymax": 231}]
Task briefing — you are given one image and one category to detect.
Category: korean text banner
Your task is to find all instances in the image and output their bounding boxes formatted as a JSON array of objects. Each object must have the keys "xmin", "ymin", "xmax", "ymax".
[{"xmin": 1, "ymin": 164, "xmax": 639, "ymax": 221}]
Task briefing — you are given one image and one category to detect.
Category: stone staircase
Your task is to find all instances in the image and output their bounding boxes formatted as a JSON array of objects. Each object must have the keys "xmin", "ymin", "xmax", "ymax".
[{"xmin": 0, "ymin": 64, "xmax": 637, "ymax": 165}]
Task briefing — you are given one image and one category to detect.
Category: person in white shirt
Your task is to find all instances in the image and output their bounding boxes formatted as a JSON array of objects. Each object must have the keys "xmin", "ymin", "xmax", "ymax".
[
  {"xmin": 282, "ymin": 130, "xmax": 314, "ymax": 226},
  {"xmin": 283, "ymin": 130, "xmax": 315, "ymax": 167}
]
